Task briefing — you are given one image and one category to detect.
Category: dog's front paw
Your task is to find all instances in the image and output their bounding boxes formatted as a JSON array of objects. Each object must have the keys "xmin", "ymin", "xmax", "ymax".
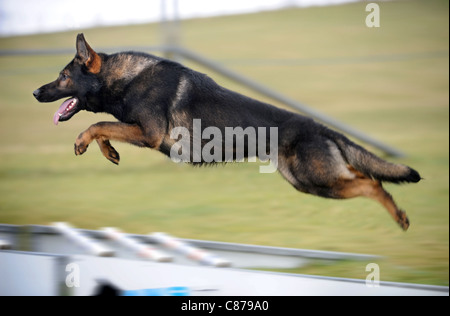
[
  {"xmin": 106, "ymin": 146, "xmax": 120, "ymax": 165},
  {"xmin": 96, "ymin": 139, "xmax": 120, "ymax": 165},
  {"xmin": 74, "ymin": 141, "xmax": 88, "ymax": 156},
  {"xmin": 74, "ymin": 132, "xmax": 90, "ymax": 156}
]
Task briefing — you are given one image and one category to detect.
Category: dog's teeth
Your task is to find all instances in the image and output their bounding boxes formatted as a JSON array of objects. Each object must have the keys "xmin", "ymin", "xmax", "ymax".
[{"xmin": 58, "ymin": 113, "xmax": 62, "ymax": 117}]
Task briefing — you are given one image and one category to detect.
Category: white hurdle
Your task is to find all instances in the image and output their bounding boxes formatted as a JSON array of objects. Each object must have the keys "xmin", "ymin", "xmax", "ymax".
[
  {"xmin": 150, "ymin": 232, "xmax": 231, "ymax": 267},
  {"xmin": 49, "ymin": 222, "xmax": 231, "ymax": 266},
  {"xmin": 102, "ymin": 227, "xmax": 173, "ymax": 262},
  {"xmin": 52, "ymin": 222, "xmax": 114, "ymax": 257},
  {"xmin": 0, "ymin": 239, "xmax": 11, "ymax": 250}
]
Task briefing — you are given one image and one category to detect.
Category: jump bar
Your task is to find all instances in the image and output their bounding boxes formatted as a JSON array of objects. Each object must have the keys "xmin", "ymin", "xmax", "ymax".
[
  {"xmin": 102, "ymin": 227, "xmax": 172, "ymax": 262},
  {"xmin": 0, "ymin": 239, "xmax": 12, "ymax": 250},
  {"xmin": 52, "ymin": 222, "xmax": 114, "ymax": 257},
  {"xmin": 150, "ymin": 232, "xmax": 231, "ymax": 267}
]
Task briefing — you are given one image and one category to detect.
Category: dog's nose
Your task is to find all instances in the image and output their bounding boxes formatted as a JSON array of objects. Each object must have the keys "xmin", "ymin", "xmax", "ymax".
[{"xmin": 33, "ymin": 89, "xmax": 40, "ymax": 99}]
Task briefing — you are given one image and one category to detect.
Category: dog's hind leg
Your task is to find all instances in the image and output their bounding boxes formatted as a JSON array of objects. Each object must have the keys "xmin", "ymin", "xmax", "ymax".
[
  {"xmin": 277, "ymin": 139, "xmax": 409, "ymax": 230},
  {"xmin": 331, "ymin": 177, "xmax": 410, "ymax": 231}
]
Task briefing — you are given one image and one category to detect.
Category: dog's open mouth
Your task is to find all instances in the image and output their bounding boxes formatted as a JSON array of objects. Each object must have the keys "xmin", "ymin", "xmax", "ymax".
[{"xmin": 53, "ymin": 97, "xmax": 79, "ymax": 125}]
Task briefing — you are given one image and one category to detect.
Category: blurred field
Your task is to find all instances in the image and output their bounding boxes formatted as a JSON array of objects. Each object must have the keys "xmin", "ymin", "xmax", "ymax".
[{"xmin": 0, "ymin": 0, "xmax": 448, "ymax": 286}]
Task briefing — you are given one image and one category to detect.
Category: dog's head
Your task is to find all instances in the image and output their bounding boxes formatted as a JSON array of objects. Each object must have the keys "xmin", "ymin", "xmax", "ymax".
[{"xmin": 33, "ymin": 34, "xmax": 103, "ymax": 125}]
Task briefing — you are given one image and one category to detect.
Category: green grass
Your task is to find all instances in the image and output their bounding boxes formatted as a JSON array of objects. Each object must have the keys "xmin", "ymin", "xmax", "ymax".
[{"xmin": 0, "ymin": 0, "xmax": 448, "ymax": 286}]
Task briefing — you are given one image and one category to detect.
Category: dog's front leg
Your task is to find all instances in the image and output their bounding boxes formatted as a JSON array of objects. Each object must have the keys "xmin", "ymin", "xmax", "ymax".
[
  {"xmin": 95, "ymin": 139, "xmax": 120, "ymax": 165},
  {"xmin": 74, "ymin": 122, "xmax": 149, "ymax": 164}
]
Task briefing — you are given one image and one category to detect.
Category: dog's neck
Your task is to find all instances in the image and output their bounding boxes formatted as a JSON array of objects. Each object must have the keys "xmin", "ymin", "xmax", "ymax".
[{"xmin": 101, "ymin": 52, "xmax": 159, "ymax": 89}]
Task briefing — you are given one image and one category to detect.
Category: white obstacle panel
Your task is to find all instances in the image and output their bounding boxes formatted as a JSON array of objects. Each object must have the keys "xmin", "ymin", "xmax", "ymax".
[
  {"xmin": 102, "ymin": 227, "xmax": 173, "ymax": 262},
  {"xmin": 1, "ymin": 223, "xmax": 448, "ymax": 296},
  {"xmin": 150, "ymin": 232, "xmax": 232, "ymax": 267},
  {"xmin": 52, "ymin": 222, "xmax": 114, "ymax": 257}
]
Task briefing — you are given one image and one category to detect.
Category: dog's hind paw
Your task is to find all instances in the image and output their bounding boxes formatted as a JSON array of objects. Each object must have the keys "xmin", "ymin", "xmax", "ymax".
[{"xmin": 397, "ymin": 210, "xmax": 410, "ymax": 231}]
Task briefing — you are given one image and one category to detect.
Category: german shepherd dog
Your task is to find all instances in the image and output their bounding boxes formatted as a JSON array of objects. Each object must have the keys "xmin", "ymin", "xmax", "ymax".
[{"xmin": 34, "ymin": 34, "xmax": 421, "ymax": 230}]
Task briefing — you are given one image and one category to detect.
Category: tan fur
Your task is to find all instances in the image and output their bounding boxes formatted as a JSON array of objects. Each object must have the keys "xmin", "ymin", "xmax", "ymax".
[
  {"xmin": 104, "ymin": 54, "xmax": 156, "ymax": 87},
  {"xmin": 334, "ymin": 171, "xmax": 410, "ymax": 230}
]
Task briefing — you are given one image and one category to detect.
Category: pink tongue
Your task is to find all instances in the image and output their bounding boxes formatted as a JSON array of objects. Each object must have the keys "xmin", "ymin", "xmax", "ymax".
[{"xmin": 53, "ymin": 98, "xmax": 75, "ymax": 125}]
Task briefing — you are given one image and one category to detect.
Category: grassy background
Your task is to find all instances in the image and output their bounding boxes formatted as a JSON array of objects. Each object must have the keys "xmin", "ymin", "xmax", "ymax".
[{"xmin": 0, "ymin": 0, "xmax": 448, "ymax": 286}]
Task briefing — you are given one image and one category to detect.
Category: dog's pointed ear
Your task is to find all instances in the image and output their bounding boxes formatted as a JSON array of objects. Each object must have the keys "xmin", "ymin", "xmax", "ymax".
[{"xmin": 76, "ymin": 33, "xmax": 102, "ymax": 74}]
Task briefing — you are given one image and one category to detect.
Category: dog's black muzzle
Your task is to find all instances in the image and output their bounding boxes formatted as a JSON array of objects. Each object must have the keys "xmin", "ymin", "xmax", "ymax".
[
  {"xmin": 33, "ymin": 89, "xmax": 41, "ymax": 100},
  {"xmin": 33, "ymin": 82, "xmax": 70, "ymax": 103}
]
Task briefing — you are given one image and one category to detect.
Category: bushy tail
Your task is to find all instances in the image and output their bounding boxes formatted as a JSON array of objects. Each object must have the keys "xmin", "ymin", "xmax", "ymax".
[{"xmin": 331, "ymin": 133, "xmax": 421, "ymax": 184}]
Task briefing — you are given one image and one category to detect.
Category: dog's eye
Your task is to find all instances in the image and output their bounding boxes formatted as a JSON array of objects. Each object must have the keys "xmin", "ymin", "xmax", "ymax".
[{"xmin": 60, "ymin": 73, "xmax": 68, "ymax": 81}]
